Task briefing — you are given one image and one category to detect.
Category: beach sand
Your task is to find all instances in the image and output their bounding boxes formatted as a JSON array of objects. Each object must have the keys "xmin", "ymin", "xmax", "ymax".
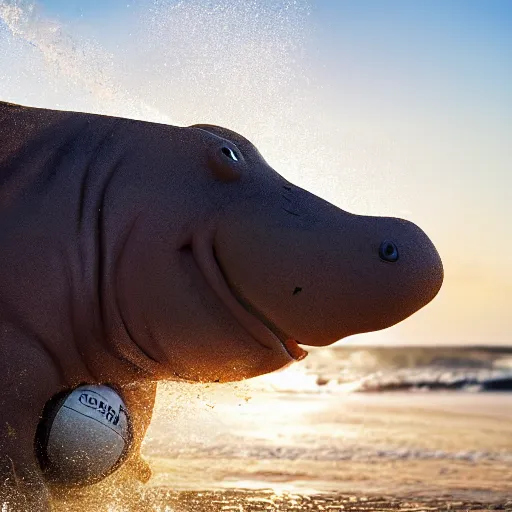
[
  {"xmin": 54, "ymin": 487, "xmax": 512, "ymax": 511},
  {"xmin": 51, "ymin": 389, "xmax": 512, "ymax": 511}
]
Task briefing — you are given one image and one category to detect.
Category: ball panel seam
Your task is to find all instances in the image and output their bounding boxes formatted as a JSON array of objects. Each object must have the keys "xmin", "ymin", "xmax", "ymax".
[{"xmin": 61, "ymin": 404, "xmax": 129, "ymax": 444}]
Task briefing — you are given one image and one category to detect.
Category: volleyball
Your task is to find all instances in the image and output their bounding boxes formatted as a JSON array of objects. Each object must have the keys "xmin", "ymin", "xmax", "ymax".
[{"xmin": 37, "ymin": 384, "xmax": 131, "ymax": 485}]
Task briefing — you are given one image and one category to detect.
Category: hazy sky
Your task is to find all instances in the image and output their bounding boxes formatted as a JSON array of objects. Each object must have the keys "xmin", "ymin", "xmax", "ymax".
[{"xmin": 0, "ymin": 0, "xmax": 510, "ymax": 345}]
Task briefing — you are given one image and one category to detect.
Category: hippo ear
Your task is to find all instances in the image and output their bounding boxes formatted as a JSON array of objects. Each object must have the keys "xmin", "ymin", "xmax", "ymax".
[{"xmin": 190, "ymin": 124, "xmax": 253, "ymax": 152}]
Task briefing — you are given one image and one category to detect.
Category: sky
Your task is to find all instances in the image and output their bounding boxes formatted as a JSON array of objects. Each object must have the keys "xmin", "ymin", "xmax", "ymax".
[{"xmin": 0, "ymin": 0, "xmax": 510, "ymax": 346}]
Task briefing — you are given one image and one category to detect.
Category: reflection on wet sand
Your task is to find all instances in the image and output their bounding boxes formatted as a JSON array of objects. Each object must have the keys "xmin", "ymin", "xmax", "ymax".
[
  {"xmin": 54, "ymin": 487, "xmax": 511, "ymax": 512},
  {"xmin": 52, "ymin": 390, "xmax": 512, "ymax": 511}
]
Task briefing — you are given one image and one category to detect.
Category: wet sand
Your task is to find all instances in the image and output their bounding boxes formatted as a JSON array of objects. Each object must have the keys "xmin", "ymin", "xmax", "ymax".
[
  {"xmin": 162, "ymin": 489, "xmax": 509, "ymax": 511},
  {"xmin": 54, "ymin": 487, "xmax": 512, "ymax": 511},
  {"xmin": 52, "ymin": 390, "xmax": 512, "ymax": 511}
]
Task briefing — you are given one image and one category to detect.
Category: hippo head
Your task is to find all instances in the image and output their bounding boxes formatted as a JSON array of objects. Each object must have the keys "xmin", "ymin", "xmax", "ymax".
[{"xmin": 111, "ymin": 122, "xmax": 443, "ymax": 382}]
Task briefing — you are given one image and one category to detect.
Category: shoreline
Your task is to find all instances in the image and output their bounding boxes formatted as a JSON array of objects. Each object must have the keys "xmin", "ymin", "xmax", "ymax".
[{"xmin": 148, "ymin": 456, "xmax": 512, "ymax": 502}]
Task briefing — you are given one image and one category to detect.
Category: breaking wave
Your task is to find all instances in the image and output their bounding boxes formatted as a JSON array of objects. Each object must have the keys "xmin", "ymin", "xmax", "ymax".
[{"xmin": 253, "ymin": 345, "xmax": 512, "ymax": 394}]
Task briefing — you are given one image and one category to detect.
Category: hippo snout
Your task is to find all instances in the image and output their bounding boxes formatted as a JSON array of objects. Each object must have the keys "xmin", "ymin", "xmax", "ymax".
[
  {"xmin": 363, "ymin": 218, "xmax": 444, "ymax": 333},
  {"xmin": 213, "ymin": 190, "xmax": 443, "ymax": 350}
]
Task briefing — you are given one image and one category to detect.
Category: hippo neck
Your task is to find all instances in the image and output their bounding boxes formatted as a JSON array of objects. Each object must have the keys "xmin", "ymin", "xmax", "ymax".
[
  {"xmin": 0, "ymin": 104, "xmax": 160, "ymax": 384},
  {"xmin": 63, "ymin": 119, "xmax": 165, "ymax": 382}
]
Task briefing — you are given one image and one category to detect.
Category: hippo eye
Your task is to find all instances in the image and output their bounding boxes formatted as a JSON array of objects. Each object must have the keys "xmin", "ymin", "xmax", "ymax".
[
  {"xmin": 379, "ymin": 241, "xmax": 399, "ymax": 262},
  {"xmin": 221, "ymin": 146, "xmax": 239, "ymax": 162}
]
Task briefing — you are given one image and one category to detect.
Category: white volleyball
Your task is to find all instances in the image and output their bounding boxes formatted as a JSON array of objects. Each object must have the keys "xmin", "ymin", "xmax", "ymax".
[{"xmin": 38, "ymin": 384, "xmax": 131, "ymax": 485}]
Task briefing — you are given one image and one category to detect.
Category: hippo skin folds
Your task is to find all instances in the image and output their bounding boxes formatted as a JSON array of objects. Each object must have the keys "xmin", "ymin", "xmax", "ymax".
[{"xmin": 0, "ymin": 102, "xmax": 443, "ymax": 510}]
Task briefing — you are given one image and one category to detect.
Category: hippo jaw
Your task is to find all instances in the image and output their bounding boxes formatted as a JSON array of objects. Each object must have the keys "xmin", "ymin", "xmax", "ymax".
[{"xmin": 191, "ymin": 224, "xmax": 308, "ymax": 362}]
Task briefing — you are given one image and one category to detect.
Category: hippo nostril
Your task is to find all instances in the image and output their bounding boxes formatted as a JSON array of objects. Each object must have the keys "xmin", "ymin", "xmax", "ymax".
[
  {"xmin": 379, "ymin": 241, "xmax": 399, "ymax": 262},
  {"xmin": 221, "ymin": 146, "xmax": 238, "ymax": 162}
]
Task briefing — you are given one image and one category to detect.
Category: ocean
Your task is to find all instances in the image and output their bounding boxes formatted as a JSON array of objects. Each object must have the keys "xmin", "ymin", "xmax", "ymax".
[{"xmin": 256, "ymin": 345, "xmax": 512, "ymax": 393}]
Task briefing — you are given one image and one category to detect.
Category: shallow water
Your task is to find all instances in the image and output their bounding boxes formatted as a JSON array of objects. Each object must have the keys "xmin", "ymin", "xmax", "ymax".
[
  {"xmin": 144, "ymin": 388, "xmax": 512, "ymax": 495},
  {"xmin": 52, "ymin": 389, "xmax": 512, "ymax": 510}
]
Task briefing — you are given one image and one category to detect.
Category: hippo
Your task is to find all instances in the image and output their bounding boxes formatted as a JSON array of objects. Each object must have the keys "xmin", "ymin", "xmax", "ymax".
[{"xmin": 0, "ymin": 101, "xmax": 443, "ymax": 510}]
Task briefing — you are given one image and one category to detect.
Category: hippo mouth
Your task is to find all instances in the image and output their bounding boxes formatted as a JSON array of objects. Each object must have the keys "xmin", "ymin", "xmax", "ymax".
[{"xmin": 191, "ymin": 229, "xmax": 308, "ymax": 362}]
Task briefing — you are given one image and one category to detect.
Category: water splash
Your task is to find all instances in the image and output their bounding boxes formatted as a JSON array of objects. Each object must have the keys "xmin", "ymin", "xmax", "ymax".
[
  {"xmin": 0, "ymin": 0, "xmax": 171, "ymax": 120},
  {"xmin": 0, "ymin": 0, "xmax": 381, "ymax": 216},
  {"xmin": 0, "ymin": 0, "xmax": 312, "ymax": 129},
  {"xmin": 135, "ymin": 0, "xmax": 311, "ymax": 125}
]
